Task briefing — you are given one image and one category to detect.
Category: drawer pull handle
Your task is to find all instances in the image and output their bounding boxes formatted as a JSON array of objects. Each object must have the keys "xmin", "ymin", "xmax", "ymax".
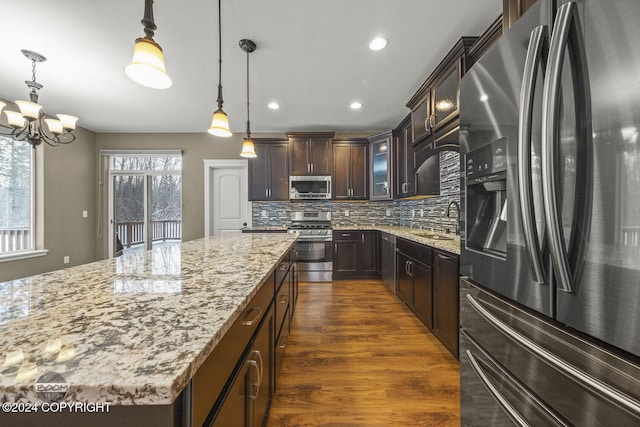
[
  {"xmin": 279, "ymin": 294, "xmax": 288, "ymax": 304},
  {"xmin": 242, "ymin": 306, "xmax": 262, "ymax": 326},
  {"xmin": 466, "ymin": 294, "xmax": 640, "ymax": 416},
  {"xmin": 279, "ymin": 334, "xmax": 289, "ymax": 349},
  {"xmin": 465, "ymin": 349, "xmax": 529, "ymax": 427}
]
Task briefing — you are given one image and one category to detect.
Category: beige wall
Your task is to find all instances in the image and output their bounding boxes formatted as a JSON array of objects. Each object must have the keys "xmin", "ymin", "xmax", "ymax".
[{"xmin": 0, "ymin": 125, "xmax": 97, "ymax": 282}]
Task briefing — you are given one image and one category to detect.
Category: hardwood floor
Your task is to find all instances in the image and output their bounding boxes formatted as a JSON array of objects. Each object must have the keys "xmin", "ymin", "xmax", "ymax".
[{"xmin": 267, "ymin": 280, "xmax": 460, "ymax": 427}]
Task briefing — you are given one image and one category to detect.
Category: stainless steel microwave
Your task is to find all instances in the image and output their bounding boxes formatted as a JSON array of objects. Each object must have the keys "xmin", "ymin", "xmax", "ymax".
[{"xmin": 289, "ymin": 176, "xmax": 331, "ymax": 200}]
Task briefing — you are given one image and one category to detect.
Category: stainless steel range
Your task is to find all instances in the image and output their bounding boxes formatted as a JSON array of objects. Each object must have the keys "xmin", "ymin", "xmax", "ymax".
[{"xmin": 288, "ymin": 211, "xmax": 332, "ymax": 282}]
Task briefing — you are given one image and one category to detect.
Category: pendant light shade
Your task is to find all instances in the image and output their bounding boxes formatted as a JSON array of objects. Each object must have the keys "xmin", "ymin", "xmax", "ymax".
[
  {"xmin": 208, "ymin": 108, "xmax": 232, "ymax": 136},
  {"xmin": 208, "ymin": 0, "xmax": 232, "ymax": 137},
  {"xmin": 240, "ymin": 138, "xmax": 257, "ymax": 158},
  {"xmin": 126, "ymin": 38, "xmax": 172, "ymax": 89},
  {"xmin": 239, "ymin": 39, "xmax": 257, "ymax": 158},
  {"xmin": 126, "ymin": 0, "xmax": 172, "ymax": 89}
]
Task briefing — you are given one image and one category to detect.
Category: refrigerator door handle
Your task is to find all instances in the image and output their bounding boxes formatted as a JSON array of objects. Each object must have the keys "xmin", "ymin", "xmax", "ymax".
[
  {"xmin": 465, "ymin": 294, "xmax": 640, "ymax": 416},
  {"xmin": 541, "ymin": 1, "xmax": 592, "ymax": 293},
  {"xmin": 465, "ymin": 350, "xmax": 530, "ymax": 427},
  {"xmin": 518, "ymin": 24, "xmax": 548, "ymax": 286}
]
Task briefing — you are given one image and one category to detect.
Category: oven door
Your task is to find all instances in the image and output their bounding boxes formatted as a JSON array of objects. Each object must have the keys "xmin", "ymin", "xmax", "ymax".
[
  {"xmin": 296, "ymin": 239, "xmax": 332, "ymax": 263},
  {"xmin": 296, "ymin": 238, "xmax": 332, "ymax": 282}
]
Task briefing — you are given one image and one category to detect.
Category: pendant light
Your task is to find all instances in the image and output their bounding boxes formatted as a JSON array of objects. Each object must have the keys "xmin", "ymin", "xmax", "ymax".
[
  {"xmin": 239, "ymin": 39, "xmax": 257, "ymax": 158},
  {"xmin": 125, "ymin": 0, "xmax": 172, "ymax": 89},
  {"xmin": 208, "ymin": 0, "xmax": 232, "ymax": 137}
]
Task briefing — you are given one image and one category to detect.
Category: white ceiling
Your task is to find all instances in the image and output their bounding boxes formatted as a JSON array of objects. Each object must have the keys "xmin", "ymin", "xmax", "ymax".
[{"xmin": 0, "ymin": 0, "xmax": 501, "ymax": 134}]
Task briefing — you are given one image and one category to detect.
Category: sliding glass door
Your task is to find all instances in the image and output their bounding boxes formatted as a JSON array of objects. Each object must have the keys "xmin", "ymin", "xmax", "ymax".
[{"xmin": 108, "ymin": 154, "xmax": 182, "ymax": 257}]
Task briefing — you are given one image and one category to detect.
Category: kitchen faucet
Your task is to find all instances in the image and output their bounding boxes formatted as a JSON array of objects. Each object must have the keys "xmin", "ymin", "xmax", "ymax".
[{"xmin": 444, "ymin": 201, "xmax": 460, "ymax": 235}]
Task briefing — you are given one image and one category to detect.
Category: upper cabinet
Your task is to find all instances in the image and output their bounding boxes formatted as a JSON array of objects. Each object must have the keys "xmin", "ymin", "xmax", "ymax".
[
  {"xmin": 287, "ymin": 132, "xmax": 334, "ymax": 175},
  {"xmin": 332, "ymin": 139, "xmax": 368, "ymax": 200},
  {"xmin": 406, "ymin": 37, "xmax": 476, "ymax": 148},
  {"xmin": 368, "ymin": 131, "xmax": 394, "ymax": 201},
  {"xmin": 395, "ymin": 115, "xmax": 415, "ymax": 198},
  {"xmin": 248, "ymin": 138, "xmax": 289, "ymax": 201}
]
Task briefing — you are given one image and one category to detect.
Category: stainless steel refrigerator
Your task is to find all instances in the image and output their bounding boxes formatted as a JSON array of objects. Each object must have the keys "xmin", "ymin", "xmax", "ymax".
[{"xmin": 459, "ymin": 0, "xmax": 640, "ymax": 424}]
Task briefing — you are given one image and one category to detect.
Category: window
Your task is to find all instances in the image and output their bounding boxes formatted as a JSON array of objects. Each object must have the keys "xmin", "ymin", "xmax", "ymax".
[{"xmin": 0, "ymin": 135, "xmax": 34, "ymax": 256}]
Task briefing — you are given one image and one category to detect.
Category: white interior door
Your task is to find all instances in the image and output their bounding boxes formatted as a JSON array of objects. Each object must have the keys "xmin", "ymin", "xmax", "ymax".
[{"xmin": 204, "ymin": 160, "xmax": 250, "ymax": 236}]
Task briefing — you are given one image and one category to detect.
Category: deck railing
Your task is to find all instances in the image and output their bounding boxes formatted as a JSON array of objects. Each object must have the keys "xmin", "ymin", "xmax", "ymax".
[
  {"xmin": 0, "ymin": 221, "xmax": 182, "ymax": 254},
  {"xmin": 0, "ymin": 227, "xmax": 30, "ymax": 253},
  {"xmin": 116, "ymin": 220, "xmax": 182, "ymax": 247}
]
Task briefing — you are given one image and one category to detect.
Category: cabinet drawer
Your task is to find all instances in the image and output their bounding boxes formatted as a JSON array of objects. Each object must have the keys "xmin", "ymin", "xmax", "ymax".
[
  {"xmin": 275, "ymin": 275, "xmax": 290, "ymax": 333},
  {"xmin": 333, "ymin": 230, "xmax": 360, "ymax": 241},
  {"xmin": 274, "ymin": 308, "xmax": 291, "ymax": 393},
  {"xmin": 192, "ymin": 274, "xmax": 275, "ymax": 427},
  {"xmin": 275, "ymin": 260, "xmax": 290, "ymax": 289},
  {"xmin": 396, "ymin": 237, "xmax": 432, "ymax": 265}
]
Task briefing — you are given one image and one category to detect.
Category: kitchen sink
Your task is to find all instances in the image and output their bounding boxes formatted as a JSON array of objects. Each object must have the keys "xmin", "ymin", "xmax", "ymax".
[{"xmin": 411, "ymin": 231, "xmax": 455, "ymax": 241}]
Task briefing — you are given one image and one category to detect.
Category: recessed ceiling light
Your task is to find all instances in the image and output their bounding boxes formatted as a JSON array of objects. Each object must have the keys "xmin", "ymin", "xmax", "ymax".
[
  {"xmin": 369, "ymin": 37, "xmax": 387, "ymax": 51},
  {"xmin": 480, "ymin": 94, "xmax": 489, "ymax": 102},
  {"xmin": 268, "ymin": 102, "xmax": 280, "ymax": 110},
  {"xmin": 350, "ymin": 102, "xmax": 362, "ymax": 110}
]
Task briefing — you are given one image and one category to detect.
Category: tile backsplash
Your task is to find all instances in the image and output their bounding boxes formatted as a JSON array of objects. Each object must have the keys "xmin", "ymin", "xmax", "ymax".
[{"xmin": 252, "ymin": 151, "xmax": 460, "ymax": 233}]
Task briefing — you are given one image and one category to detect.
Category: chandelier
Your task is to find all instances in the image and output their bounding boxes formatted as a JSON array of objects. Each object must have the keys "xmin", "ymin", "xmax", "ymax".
[{"xmin": 0, "ymin": 50, "xmax": 78, "ymax": 149}]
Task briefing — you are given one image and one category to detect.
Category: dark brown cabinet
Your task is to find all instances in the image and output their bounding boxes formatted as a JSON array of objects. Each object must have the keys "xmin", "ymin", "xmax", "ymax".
[
  {"xmin": 368, "ymin": 131, "xmax": 394, "ymax": 200},
  {"xmin": 405, "ymin": 38, "xmax": 475, "ymax": 148},
  {"xmin": 249, "ymin": 139, "xmax": 289, "ymax": 201},
  {"xmin": 396, "ymin": 238, "xmax": 433, "ymax": 329},
  {"xmin": 332, "ymin": 140, "xmax": 368, "ymax": 200},
  {"xmin": 287, "ymin": 132, "xmax": 334, "ymax": 175},
  {"xmin": 333, "ymin": 230, "xmax": 379, "ymax": 280},
  {"xmin": 433, "ymin": 250, "xmax": 460, "ymax": 358},
  {"xmin": 211, "ymin": 303, "xmax": 274, "ymax": 427},
  {"xmin": 394, "ymin": 115, "xmax": 416, "ymax": 198},
  {"xmin": 430, "ymin": 61, "xmax": 460, "ymax": 132}
]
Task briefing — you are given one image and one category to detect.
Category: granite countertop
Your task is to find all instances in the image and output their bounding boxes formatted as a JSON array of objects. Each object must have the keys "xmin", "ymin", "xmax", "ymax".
[
  {"xmin": 0, "ymin": 233, "xmax": 297, "ymax": 405},
  {"xmin": 333, "ymin": 225, "xmax": 460, "ymax": 255},
  {"xmin": 247, "ymin": 224, "xmax": 460, "ymax": 254}
]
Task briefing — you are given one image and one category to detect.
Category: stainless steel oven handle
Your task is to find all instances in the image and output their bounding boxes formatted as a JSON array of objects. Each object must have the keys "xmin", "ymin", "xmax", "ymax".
[
  {"xmin": 466, "ymin": 294, "xmax": 640, "ymax": 416},
  {"xmin": 465, "ymin": 349, "xmax": 530, "ymax": 427},
  {"xmin": 518, "ymin": 24, "xmax": 547, "ymax": 285}
]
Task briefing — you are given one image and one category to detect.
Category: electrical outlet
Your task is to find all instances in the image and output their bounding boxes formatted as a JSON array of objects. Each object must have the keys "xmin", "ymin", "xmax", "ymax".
[
  {"xmin": 386, "ymin": 209, "xmax": 391, "ymax": 216},
  {"xmin": 261, "ymin": 210, "xmax": 268, "ymax": 218},
  {"xmin": 63, "ymin": 256, "xmax": 70, "ymax": 264},
  {"xmin": 82, "ymin": 210, "xmax": 88, "ymax": 218},
  {"xmin": 344, "ymin": 210, "xmax": 350, "ymax": 217},
  {"xmin": 420, "ymin": 209, "xmax": 424, "ymax": 217},
  {"xmin": 411, "ymin": 209, "xmax": 415, "ymax": 218}
]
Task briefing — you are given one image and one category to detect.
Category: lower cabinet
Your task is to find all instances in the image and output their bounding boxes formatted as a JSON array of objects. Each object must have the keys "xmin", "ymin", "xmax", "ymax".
[
  {"xmin": 395, "ymin": 238, "xmax": 459, "ymax": 357},
  {"xmin": 396, "ymin": 238, "xmax": 433, "ymax": 329},
  {"xmin": 211, "ymin": 303, "xmax": 274, "ymax": 427},
  {"xmin": 433, "ymin": 250, "xmax": 460, "ymax": 358},
  {"xmin": 333, "ymin": 230, "xmax": 380, "ymax": 280}
]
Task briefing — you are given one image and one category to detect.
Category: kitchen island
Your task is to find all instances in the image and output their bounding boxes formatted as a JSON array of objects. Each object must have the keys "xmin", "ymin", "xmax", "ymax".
[{"xmin": 0, "ymin": 233, "xmax": 298, "ymax": 426}]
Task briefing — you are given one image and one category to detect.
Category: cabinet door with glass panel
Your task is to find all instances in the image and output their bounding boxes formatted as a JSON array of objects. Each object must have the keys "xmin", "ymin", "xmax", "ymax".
[{"xmin": 368, "ymin": 131, "xmax": 393, "ymax": 200}]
